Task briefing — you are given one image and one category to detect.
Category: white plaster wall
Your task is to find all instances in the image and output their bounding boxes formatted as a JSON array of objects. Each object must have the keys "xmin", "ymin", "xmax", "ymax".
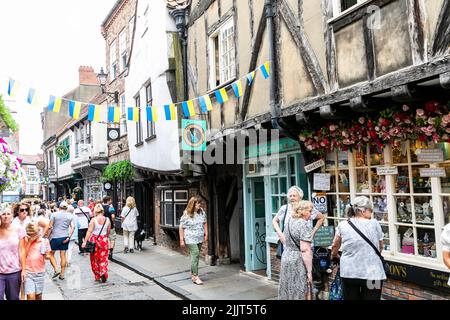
[
  {"xmin": 92, "ymin": 109, "xmax": 108, "ymax": 157},
  {"xmin": 125, "ymin": 0, "xmax": 181, "ymax": 172},
  {"xmin": 57, "ymin": 130, "xmax": 75, "ymax": 178}
]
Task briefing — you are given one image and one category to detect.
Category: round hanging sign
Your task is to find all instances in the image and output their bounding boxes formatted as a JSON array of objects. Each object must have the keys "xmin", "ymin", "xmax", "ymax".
[{"xmin": 55, "ymin": 145, "xmax": 69, "ymax": 159}]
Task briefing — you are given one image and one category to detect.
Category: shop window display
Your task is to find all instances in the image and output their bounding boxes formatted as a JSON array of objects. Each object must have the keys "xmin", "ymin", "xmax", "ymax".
[
  {"xmin": 398, "ymin": 226, "xmax": 415, "ymax": 255},
  {"xmin": 414, "ymin": 196, "xmax": 434, "ymax": 225},
  {"xmin": 396, "ymin": 196, "xmax": 413, "ymax": 224},
  {"xmin": 412, "ymin": 166, "xmax": 432, "ymax": 194},
  {"xmin": 417, "ymin": 228, "xmax": 437, "ymax": 258}
]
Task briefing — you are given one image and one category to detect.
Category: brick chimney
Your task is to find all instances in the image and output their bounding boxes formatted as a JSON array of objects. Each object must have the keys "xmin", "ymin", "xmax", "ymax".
[{"xmin": 79, "ymin": 66, "xmax": 99, "ymax": 85}]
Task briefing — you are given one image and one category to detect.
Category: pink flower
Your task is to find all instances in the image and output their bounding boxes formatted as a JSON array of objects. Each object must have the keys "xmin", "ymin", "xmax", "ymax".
[
  {"xmin": 416, "ymin": 109, "xmax": 425, "ymax": 117},
  {"xmin": 329, "ymin": 125, "xmax": 337, "ymax": 132},
  {"xmin": 375, "ymin": 126, "xmax": 380, "ymax": 132},
  {"xmin": 428, "ymin": 117, "xmax": 436, "ymax": 125},
  {"xmin": 306, "ymin": 145, "xmax": 314, "ymax": 151},
  {"xmin": 389, "ymin": 127, "xmax": 401, "ymax": 137},
  {"xmin": 421, "ymin": 126, "xmax": 435, "ymax": 136},
  {"xmin": 342, "ymin": 131, "xmax": 349, "ymax": 138},
  {"xmin": 405, "ymin": 119, "xmax": 411, "ymax": 124},
  {"xmin": 359, "ymin": 117, "xmax": 365, "ymax": 124},
  {"xmin": 432, "ymin": 133, "xmax": 440, "ymax": 142},
  {"xmin": 402, "ymin": 105, "xmax": 410, "ymax": 112}
]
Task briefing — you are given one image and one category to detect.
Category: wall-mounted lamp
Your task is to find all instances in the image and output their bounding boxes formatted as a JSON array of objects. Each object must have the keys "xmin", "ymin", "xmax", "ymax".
[{"xmin": 97, "ymin": 68, "xmax": 119, "ymax": 104}]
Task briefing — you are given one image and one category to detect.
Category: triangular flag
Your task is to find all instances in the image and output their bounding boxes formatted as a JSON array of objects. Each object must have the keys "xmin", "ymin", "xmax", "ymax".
[
  {"xmin": 199, "ymin": 95, "xmax": 213, "ymax": 113},
  {"xmin": 69, "ymin": 101, "xmax": 82, "ymax": 120},
  {"xmin": 231, "ymin": 80, "xmax": 243, "ymax": 98},
  {"xmin": 261, "ymin": 62, "xmax": 270, "ymax": 79},
  {"xmin": 182, "ymin": 101, "xmax": 196, "ymax": 117},
  {"xmin": 215, "ymin": 88, "xmax": 229, "ymax": 104},
  {"xmin": 247, "ymin": 71, "xmax": 256, "ymax": 85},
  {"xmin": 88, "ymin": 104, "xmax": 101, "ymax": 122},
  {"xmin": 146, "ymin": 106, "xmax": 158, "ymax": 122},
  {"xmin": 164, "ymin": 104, "xmax": 177, "ymax": 121},
  {"xmin": 108, "ymin": 106, "xmax": 121, "ymax": 123}
]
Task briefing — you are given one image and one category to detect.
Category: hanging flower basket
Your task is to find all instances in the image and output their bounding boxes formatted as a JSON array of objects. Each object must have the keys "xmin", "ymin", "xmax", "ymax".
[
  {"xmin": 298, "ymin": 101, "xmax": 450, "ymax": 156},
  {"xmin": 0, "ymin": 139, "xmax": 24, "ymax": 193}
]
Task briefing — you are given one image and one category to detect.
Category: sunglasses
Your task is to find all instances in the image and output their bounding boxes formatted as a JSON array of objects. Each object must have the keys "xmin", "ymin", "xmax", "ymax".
[{"xmin": 19, "ymin": 208, "xmax": 29, "ymax": 212}]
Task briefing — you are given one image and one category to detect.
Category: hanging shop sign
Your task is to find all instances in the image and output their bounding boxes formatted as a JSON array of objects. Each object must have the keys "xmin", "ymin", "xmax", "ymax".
[
  {"xmin": 386, "ymin": 260, "xmax": 450, "ymax": 293},
  {"xmin": 35, "ymin": 161, "xmax": 46, "ymax": 171},
  {"xmin": 313, "ymin": 174, "xmax": 331, "ymax": 191},
  {"xmin": 107, "ymin": 128, "xmax": 120, "ymax": 141},
  {"xmin": 313, "ymin": 226, "xmax": 335, "ymax": 247},
  {"xmin": 182, "ymin": 119, "xmax": 206, "ymax": 152},
  {"xmin": 419, "ymin": 167, "xmax": 447, "ymax": 178},
  {"xmin": 376, "ymin": 166, "xmax": 399, "ymax": 175},
  {"xmin": 55, "ymin": 145, "xmax": 69, "ymax": 159},
  {"xmin": 417, "ymin": 149, "xmax": 444, "ymax": 163},
  {"xmin": 305, "ymin": 159, "xmax": 325, "ymax": 173}
]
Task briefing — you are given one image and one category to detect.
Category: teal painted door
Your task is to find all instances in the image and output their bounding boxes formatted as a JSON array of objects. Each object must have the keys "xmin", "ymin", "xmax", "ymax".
[{"xmin": 249, "ymin": 178, "xmax": 267, "ymax": 271}]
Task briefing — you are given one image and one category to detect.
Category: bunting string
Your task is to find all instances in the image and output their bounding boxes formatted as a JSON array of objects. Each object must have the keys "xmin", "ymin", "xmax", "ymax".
[{"xmin": 4, "ymin": 61, "xmax": 271, "ymax": 124}]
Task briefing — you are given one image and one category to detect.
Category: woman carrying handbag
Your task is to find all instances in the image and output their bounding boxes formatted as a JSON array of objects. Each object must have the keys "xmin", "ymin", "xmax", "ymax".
[{"xmin": 82, "ymin": 204, "xmax": 110, "ymax": 283}]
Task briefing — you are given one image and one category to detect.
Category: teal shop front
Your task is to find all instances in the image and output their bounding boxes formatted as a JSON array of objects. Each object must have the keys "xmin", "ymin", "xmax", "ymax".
[{"xmin": 243, "ymin": 137, "xmax": 308, "ymax": 278}]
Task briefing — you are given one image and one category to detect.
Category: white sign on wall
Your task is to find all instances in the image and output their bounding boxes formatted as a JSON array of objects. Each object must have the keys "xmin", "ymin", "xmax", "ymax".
[
  {"xmin": 313, "ymin": 173, "xmax": 331, "ymax": 191},
  {"xmin": 417, "ymin": 149, "xmax": 444, "ymax": 163},
  {"xmin": 312, "ymin": 192, "xmax": 327, "ymax": 214},
  {"xmin": 304, "ymin": 159, "xmax": 325, "ymax": 173},
  {"xmin": 376, "ymin": 166, "xmax": 398, "ymax": 175},
  {"xmin": 419, "ymin": 168, "xmax": 446, "ymax": 178}
]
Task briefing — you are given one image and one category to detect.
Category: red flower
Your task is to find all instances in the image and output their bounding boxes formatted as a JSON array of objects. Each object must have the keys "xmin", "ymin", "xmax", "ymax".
[
  {"xmin": 369, "ymin": 131, "xmax": 377, "ymax": 139},
  {"xmin": 425, "ymin": 101, "xmax": 439, "ymax": 113},
  {"xmin": 380, "ymin": 118, "xmax": 389, "ymax": 126}
]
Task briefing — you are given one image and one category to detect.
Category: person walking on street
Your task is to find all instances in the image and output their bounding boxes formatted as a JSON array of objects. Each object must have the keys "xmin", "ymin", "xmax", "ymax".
[
  {"xmin": 23, "ymin": 223, "xmax": 51, "ymax": 300},
  {"xmin": 0, "ymin": 206, "xmax": 27, "ymax": 300},
  {"xmin": 12, "ymin": 202, "xmax": 32, "ymax": 231},
  {"xmin": 102, "ymin": 196, "xmax": 116, "ymax": 260},
  {"xmin": 74, "ymin": 200, "xmax": 92, "ymax": 255},
  {"xmin": 273, "ymin": 186, "xmax": 324, "ymax": 247},
  {"xmin": 441, "ymin": 223, "xmax": 450, "ymax": 287},
  {"xmin": 278, "ymin": 201, "xmax": 324, "ymax": 300},
  {"xmin": 179, "ymin": 197, "xmax": 208, "ymax": 285},
  {"xmin": 121, "ymin": 197, "xmax": 139, "ymax": 253},
  {"xmin": 331, "ymin": 196, "xmax": 386, "ymax": 300},
  {"xmin": 48, "ymin": 201, "xmax": 74, "ymax": 280},
  {"xmin": 82, "ymin": 204, "xmax": 111, "ymax": 283},
  {"xmin": 87, "ymin": 198, "xmax": 95, "ymax": 213},
  {"xmin": 66, "ymin": 205, "xmax": 78, "ymax": 267}
]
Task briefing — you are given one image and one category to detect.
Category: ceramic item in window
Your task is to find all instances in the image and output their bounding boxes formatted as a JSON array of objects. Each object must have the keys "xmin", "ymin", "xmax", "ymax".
[{"xmin": 401, "ymin": 228, "xmax": 414, "ymax": 254}]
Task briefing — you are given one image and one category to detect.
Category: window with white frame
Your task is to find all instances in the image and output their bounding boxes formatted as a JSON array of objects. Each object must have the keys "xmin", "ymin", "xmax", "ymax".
[
  {"xmin": 119, "ymin": 29, "xmax": 127, "ymax": 72},
  {"xmin": 160, "ymin": 189, "xmax": 189, "ymax": 227},
  {"xmin": 49, "ymin": 150, "xmax": 55, "ymax": 169},
  {"xmin": 129, "ymin": 16, "xmax": 135, "ymax": 43},
  {"xmin": 120, "ymin": 94, "xmax": 127, "ymax": 136},
  {"xmin": 323, "ymin": 141, "xmax": 450, "ymax": 268},
  {"xmin": 209, "ymin": 18, "xmax": 236, "ymax": 88},
  {"xmin": 332, "ymin": 0, "xmax": 368, "ymax": 16},
  {"xmin": 85, "ymin": 122, "xmax": 91, "ymax": 145},
  {"xmin": 27, "ymin": 167, "xmax": 37, "ymax": 177},
  {"xmin": 135, "ymin": 94, "xmax": 143, "ymax": 145},
  {"xmin": 145, "ymin": 82, "xmax": 155, "ymax": 139},
  {"xmin": 110, "ymin": 40, "xmax": 117, "ymax": 80},
  {"xmin": 27, "ymin": 183, "xmax": 37, "ymax": 195}
]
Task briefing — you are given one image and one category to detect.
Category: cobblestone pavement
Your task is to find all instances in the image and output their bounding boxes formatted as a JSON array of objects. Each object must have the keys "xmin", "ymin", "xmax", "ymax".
[{"xmin": 43, "ymin": 246, "xmax": 180, "ymax": 300}]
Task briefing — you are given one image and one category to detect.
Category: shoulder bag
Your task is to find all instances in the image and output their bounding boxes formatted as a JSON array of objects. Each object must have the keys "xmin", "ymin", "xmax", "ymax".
[
  {"xmin": 286, "ymin": 218, "xmax": 313, "ymax": 300},
  {"xmin": 347, "ymin": 219, "xmax": 389, "ymax": 276},
  {"xmin": 85, "ymin": 218, "xmax": 108, "ymax": 254},
  {"xmin": 276, "ymin": 205, "xmax": 288, "ymax": 259},
  {"xmin": 79, "ymin": 208, "xmax": 91, "ymax": 224}
]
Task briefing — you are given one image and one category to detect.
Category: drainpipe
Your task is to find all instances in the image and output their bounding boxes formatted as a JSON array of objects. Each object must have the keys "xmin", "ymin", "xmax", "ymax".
[{"xmin": 208, "ymin": 167, "xmax": 217, "ymax": 265}]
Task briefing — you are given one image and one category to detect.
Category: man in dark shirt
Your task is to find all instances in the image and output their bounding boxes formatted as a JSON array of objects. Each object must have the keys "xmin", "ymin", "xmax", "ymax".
[{"xmin": 102, "ymin": 196, "xmax": 116, "ymax": 260}]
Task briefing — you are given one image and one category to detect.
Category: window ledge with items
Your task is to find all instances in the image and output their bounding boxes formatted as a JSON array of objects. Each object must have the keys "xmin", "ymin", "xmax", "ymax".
[{"xmin": 298, "ymin": 101, "xmax": 450, "ymax": 272}]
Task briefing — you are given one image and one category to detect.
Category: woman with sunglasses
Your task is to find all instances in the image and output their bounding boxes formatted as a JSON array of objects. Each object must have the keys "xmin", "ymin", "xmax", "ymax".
[
  {"xmin": 12, "ymin": 202, "xmax": 32, "ymax": 231},
  {"xmin": 0, "ymin": 206, "xmax": 27, "ymax": 300}
]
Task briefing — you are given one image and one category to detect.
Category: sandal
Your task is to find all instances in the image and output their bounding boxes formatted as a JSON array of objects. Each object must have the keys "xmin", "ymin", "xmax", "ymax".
[
  {"xmin": 52, "ymin": 271, "xmax": 61, "ymax": 279},
  {"xmin": 59, "ymin": 275, "xmax": 65, "ymax": 280},
  {"xmin": 193, "ymin": 277, "xmax": 203, "ymax": 285}
]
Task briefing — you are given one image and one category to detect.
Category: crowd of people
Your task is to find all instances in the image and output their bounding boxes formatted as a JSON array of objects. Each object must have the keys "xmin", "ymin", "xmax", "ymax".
[
  {"xmin": 0, "ymin": 195, "xmax": 140, "ymax": 300},
  {"xmin": 1, "ymin": 187, "xmax": 449, "ymax": 301}
]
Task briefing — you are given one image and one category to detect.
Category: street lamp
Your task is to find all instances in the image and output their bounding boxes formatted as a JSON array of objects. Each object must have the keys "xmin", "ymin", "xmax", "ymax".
[{"xmin": 97, "ymin": 68, "xmax": 119, "ymax": 104}]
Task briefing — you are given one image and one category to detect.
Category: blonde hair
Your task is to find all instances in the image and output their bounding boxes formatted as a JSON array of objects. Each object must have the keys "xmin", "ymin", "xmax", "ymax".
[
  {"xmin": 26, "ymin": 222, "xmax": 40, "ymax": 237},
  {"xmin": 126, "ymin": 197, "xmax": 136, "ymax": 209},
  {"xmin": 292, "ymin": 200, "xmax": 313, "ymax": 219},
  {"xmin": 184, "ymin": 197, "xmax": 198, "ymax": 218},
  {"xmin": 94, "ymin": 204, "xmax": 104, "ymax": 214}
]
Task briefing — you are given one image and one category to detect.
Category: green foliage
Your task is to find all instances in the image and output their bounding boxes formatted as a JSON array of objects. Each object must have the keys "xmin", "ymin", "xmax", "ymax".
[
  {"xmin": 0, "ymin": 95, "xmax": 19, "ymax": 132},
  {"xmin": 102, "ymin": 160, "xmax": 135, "ymax": 182}
]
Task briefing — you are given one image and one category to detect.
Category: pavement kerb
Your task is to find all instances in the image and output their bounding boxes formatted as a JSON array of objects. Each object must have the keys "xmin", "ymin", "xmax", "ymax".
[{"xmin": 112, "ymin": 256, "xmax": 200, "ymax": 300}]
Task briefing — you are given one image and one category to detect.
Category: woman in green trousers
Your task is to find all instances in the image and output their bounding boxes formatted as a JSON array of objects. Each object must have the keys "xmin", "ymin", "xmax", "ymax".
[{"xmin": 179, "ymin": 197, "xmax": 208, "ymax": 285}]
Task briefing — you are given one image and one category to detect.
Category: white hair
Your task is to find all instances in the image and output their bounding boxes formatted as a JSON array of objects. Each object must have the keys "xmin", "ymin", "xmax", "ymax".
[
  {"xmin": 345, "ymin": 196, "xmax": 373, "ymax": 217},
  {"xmin": 67, "ymin": 205, "xmax": 75, "ymax": 213},
  {"xmin": 288, "ymin": 186, "xmax": 304, "ymax": 200}
]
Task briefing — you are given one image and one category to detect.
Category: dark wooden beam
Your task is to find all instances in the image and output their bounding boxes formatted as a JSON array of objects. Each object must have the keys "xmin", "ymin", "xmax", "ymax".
[
  {"xmin": 407, "ymin": 0, "xmax": 427, "ymax": 64},
  {"xmin": 239, "ymin": 9, "xmax": 267, "ymax": 122},
  {"xmin": 278, "ymin": 0, "xmax": 327, "ymax": 94},
  {"xmin": 321, "ymin": 0, "xmax": 338, "ymax": 92},
  {"xmin": 209, "ymin": 57, "xmax": 450, "ymax": 141},
  {"xmin": 363, "ymin": 14, "xmax": 376, "ymax": 81},
  {"xmin": 188, "ymin": 0, "xmax": 215, "ymax": 27},
  {"xmin": 431, "ymin": 0, "xmax": 450, "ymax": 57}
]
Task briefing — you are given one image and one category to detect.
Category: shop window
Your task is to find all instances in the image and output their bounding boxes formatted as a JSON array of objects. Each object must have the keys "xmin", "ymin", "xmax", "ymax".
[{"xmin": 160, "ymin": 189, "xmax": 188, "ymax": 227}]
